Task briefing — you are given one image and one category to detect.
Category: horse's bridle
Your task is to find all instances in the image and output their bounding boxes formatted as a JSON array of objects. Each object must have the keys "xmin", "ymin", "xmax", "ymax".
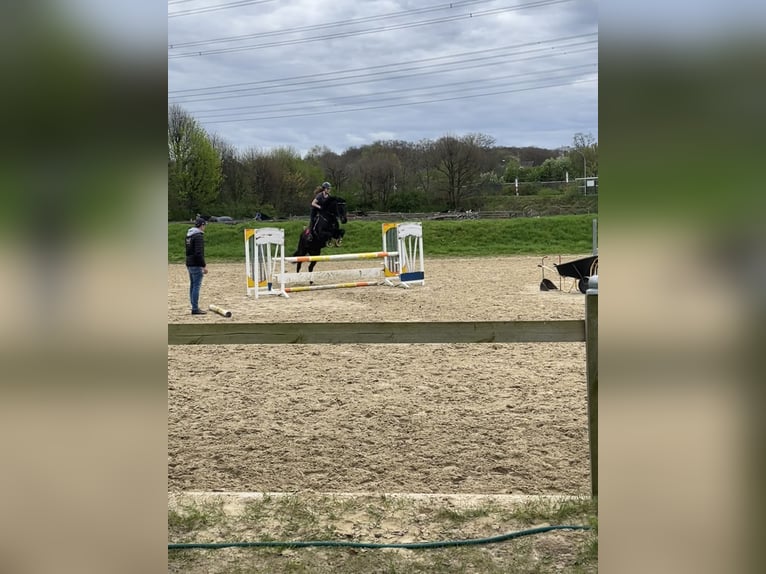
[{"xmin": 320, "ymin": 200, "xmax": 346, "ymax": 225}]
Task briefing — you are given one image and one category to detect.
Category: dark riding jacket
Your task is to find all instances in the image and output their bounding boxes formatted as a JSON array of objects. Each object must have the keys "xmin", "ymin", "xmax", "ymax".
[
  {"xmin": 310, "ymin": 191, "xmax": 330, "ymax": 229},
  {"xmin": 185, "ymin": 227, "xmax": 206, "ymax": 267}
]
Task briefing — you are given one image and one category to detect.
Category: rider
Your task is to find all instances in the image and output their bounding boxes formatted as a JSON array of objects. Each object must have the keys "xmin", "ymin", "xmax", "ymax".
[{"xmin": 308, "ymin": 181, "xmax": 331, "ymax": 240}]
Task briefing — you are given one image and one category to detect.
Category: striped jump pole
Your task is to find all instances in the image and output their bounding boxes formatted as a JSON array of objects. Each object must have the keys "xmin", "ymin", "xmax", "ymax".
[
  {"xmin": 276, "ymin": 267, "xmax": 384, "ymax": 286},
  {"xmin": 284, "ymin": 251, "xmax": 397, "ymax": 264},
  {"xmin": 284, "ymin": 281, "xmax": 380, "ymax": 293}
]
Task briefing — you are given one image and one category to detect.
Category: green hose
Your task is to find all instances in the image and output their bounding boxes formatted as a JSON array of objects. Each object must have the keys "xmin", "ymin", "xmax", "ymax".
[{"xmin": 169, "ymin": 524, "xmax": 590, "ymax": 550}]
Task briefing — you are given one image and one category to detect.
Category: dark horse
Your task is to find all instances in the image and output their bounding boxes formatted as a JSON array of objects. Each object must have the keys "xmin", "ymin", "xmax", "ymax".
[{"xmin": 293, "ymin": 196, "xmax": 348, "ymax": 273}]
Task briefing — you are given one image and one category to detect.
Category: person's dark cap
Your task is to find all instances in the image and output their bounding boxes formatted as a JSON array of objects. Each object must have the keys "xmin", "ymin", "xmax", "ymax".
[
  {"xmin": 322, "ymin": 182, "xmax": 331, "ymax": 189},
  {"xmin": 195, "ymin": 216, "xmax": 207, "ymax": 227}
]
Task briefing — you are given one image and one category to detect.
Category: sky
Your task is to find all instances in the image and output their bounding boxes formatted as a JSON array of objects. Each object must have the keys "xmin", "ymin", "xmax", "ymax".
[{"xmin": 168, "ymin": 0, "xmax": 599, "ymax": 156}]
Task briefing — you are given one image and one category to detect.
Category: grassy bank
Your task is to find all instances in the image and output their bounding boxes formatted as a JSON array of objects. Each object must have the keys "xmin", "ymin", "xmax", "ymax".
[
  {"xmin": 168, "ymin": 214, "xmax": 598, "ymax": 263},
  {"xmin": 168, "ymin": 493, "xmax": 597, "ymax": 574}
]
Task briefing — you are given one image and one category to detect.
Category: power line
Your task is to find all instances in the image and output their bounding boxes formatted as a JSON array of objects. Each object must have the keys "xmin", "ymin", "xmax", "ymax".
[
  {"xmin": 169, "ymin": 32, "xmax": 595, "ymax": 94},
  {"xmin": 188, "ymin": 63, "xmax": 596, "ymax": 119},
  {"xmin": 168, "ymin": 35, "xmax": 597, "ymax": 102},
  {"xmin": 169, "ymin": 0, "xmax": 278, "ymax": 18},
  {"xmin": 170, "ymin": 44, "xmax": 595, "ymax": 103},
  {"xmin": 192, "ymin": 75, "xmax": 597, "ymax": 124},
  {"xmin": 168, "ymin": 0, "xmax": 575, "ymax": 58},
  {"xmin": 169, "ymin": 0, "xmax": 496, "ymax": 46},
  {"xmin": 171, "ymin": 44, "xmax": 596, "ymax": 106}
]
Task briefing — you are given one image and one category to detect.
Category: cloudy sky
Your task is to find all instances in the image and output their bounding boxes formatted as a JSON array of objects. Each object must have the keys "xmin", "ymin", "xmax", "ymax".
[{"xmin": 168, "ymin": 0, "xmax": 598, "ymax": 155}]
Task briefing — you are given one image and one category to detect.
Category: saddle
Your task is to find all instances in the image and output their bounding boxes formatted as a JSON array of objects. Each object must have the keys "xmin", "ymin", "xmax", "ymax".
[{"xmin": 305, "ymin": 223, "xmax": 324, "ymax": 242}]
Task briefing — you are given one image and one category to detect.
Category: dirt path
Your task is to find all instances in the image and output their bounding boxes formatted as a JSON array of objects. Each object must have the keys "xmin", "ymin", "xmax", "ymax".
[{"xmin": 168, "ymin": 256, "xmax": 592, "ymax": 495}]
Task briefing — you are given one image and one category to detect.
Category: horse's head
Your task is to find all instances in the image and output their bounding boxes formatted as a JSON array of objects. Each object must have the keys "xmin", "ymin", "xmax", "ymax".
[{"xmin": 330, "ymin": 196, "xmax": 347, "ymax": 224}]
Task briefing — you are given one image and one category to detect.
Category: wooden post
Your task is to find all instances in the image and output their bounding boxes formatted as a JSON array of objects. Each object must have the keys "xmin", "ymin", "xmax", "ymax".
[{"xmin": 585, "ymin": 291, "xmax": 598, "ymax": 498}]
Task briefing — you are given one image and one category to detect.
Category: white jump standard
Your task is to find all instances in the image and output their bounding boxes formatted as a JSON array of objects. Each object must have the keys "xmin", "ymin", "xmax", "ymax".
[{"xmin": 245, "ymin": 222, "xmax": 424, "ymax": 298}]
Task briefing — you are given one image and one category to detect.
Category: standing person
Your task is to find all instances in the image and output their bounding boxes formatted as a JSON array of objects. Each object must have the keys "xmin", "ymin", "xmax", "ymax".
[
  {"xmin": 308, "ymin": 181, "xmax": 331, "ymax": 240},
  {"xmin": 185, "ymin": 216, "xmax": 209, "ymax": 315}
]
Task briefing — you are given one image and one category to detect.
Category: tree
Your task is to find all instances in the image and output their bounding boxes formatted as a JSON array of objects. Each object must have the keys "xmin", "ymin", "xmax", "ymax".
[
  {"xmin": 354, "ymin": 146, "xmax": 401, "ymax": 210},
  {"xmin": 210, "ymin": 134, "xmax": 247, "ymax": 212},
  {"xmin": 432, "ymin": 133, "xmax": 495, "ymax": 210},
  {"xmin": 571, "ymin": 132, "xmax": 598, "ymax": 178},
  {"xmin": 166, "ymin": 118, "xmax": 597, "ymax": 216},
  {"xmin": 266, "ymin": 147, "xmax": 313, "ymax": 216},
  {"xmin": 168, "ymin": 105, "xmax": 221, "ymax": 219},
  {"xmin": 307, "ymin": 147, "xmax": 351, "ymax": 193},
  {"xmin": 240, "ymin": 148, "xmax": 278, "ymax": 214},
  {"xmin": 537, "ymin": 157, "xmax": 569, "ymax": 181},
  {"xmin": 502, "ymin": 156, "xmax": 522, "ymax": 182}
]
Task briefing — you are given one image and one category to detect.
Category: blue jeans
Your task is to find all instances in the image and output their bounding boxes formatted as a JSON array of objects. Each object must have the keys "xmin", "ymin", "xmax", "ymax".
[{"xmin": 187, "ymin": 266, "xmax": 204, "ymax": 311}]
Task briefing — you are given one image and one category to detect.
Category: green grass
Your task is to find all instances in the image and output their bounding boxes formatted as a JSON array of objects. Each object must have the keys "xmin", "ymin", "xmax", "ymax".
[
  {"xmin": 168, "ymin": 494, "xmax": 598, "ymax": 574},
  {"xmin": 168, "ymin": 499, "xmax": 228, "ymax": 534},
  {"xmin": 168, "ymin": 214, "xmax": 598, "ymax": 263},
  {"xmin": 432, "ymin": 505, "xmax": 495, "ymax": 524}
]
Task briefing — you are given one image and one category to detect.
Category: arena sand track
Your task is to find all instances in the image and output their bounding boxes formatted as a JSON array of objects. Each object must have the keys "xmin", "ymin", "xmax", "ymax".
[{"xmin": 168, "ymin": 255, "xmax": 592, "ymax": 495}]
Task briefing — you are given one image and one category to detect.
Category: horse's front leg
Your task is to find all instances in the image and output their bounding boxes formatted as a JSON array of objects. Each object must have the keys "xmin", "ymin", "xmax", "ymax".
[{"xmin": 308, "ymin": 260, "xmax": 317, "ymax": 284}]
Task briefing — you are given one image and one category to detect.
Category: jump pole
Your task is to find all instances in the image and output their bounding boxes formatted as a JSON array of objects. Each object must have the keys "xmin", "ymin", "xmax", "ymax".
[
  {"xmin": 284, "ymin": 281, "xmax": 380, "ymax": 293},
  {"xmin": 280, "ymin": 250, "xmax": 401, "ymax": 289},
  {"xmin": 284, "ymin": 251, "xmax": 397, "ymax": 264},
  {"xmin": 208, "ymin": 304, "xmax": 232, "ymax": 317},
  {"xmin": 277, "ymin": 267, "xmax": 385, "ymax": 286}
]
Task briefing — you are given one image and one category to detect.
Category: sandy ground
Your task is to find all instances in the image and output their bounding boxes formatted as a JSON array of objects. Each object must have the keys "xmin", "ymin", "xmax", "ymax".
[{"xmin": 168, "ymin": 255, "xmax": 593, "ymax": 495}]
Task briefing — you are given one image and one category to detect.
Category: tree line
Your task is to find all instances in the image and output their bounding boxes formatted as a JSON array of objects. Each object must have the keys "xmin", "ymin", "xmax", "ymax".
[{"xmin": 168, "ymin": 104, "xmax": 598, "ymax": 221}]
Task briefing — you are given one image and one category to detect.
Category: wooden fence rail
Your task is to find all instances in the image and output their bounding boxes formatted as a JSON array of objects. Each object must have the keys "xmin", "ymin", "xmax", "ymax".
[{"xmin": 167, "ymin": 320, "xmax": 585, "ymax": 346}]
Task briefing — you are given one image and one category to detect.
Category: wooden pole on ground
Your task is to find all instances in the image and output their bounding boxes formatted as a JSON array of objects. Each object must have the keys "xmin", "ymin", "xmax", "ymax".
[{"xmin": 208, "ymin": 304, "xmax": 232, "ymax": 318}]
